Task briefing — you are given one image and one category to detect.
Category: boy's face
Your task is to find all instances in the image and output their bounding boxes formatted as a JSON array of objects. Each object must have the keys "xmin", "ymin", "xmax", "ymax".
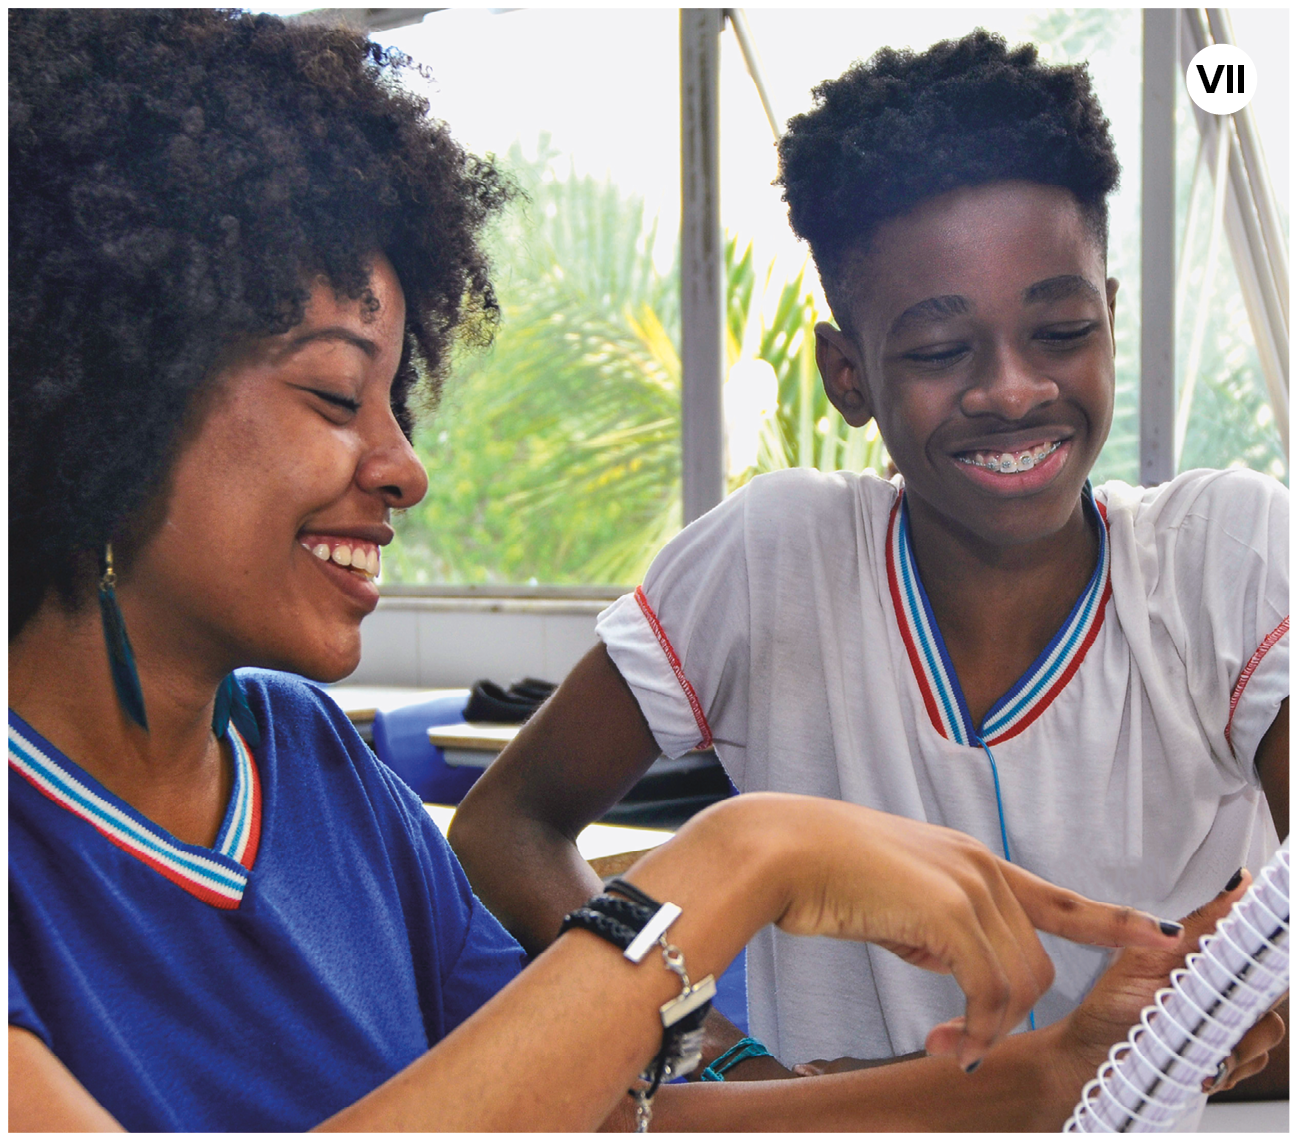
[{"xmin": 817, "ymin": 180, "xmax": 1118, "ymax": 551}]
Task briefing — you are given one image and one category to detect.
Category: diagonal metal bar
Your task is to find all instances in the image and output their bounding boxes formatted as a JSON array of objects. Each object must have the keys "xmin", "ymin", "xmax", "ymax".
[
  {"xmin": 724, "ymin": 9, "xmax": 782, "ymax": 140},
  {"xmin": 1205, "ymin": 9, "xmax": 1288, "ymax": 324},
  {"xmin": 1176, "ymin": 118, "xmax": 1232, "ymax": 467},
  {"xmin": 1182, "ymin": 10, "xmax": 1288, "ymax": 452}
]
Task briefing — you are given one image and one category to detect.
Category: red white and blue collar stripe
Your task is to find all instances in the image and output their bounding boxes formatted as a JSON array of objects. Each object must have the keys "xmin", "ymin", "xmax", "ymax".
[
  {"xmin": 8, "ymin": 713, "xmax": 262, "ymax": 909},
  {"xmin": 886, "ymin": 486, "xmax": 1112, "ymax": 748}
]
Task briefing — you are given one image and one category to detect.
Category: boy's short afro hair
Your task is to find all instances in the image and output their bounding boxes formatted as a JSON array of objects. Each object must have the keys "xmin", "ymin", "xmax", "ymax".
[
  {"xmin": 10, "ymin": 8, "xmax": 511, "ymax": 634},
  {"xmin": 777, "ymin": 30, "xmax": 1120, "ymax": 324}
]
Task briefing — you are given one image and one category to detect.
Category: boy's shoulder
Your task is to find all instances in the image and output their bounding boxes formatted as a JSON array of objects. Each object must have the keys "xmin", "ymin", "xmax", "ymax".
[
  {"xmin": 1095, "ymin": 467, "xmax": 1288, "ymax": 534},
  {"xmin": 739, "ymin": 467, "xmax": 900, "ymax": 523}
]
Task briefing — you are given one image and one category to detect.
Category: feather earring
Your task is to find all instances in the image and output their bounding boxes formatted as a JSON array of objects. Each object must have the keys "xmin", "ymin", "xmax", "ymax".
[
  {"xmin": 212, "ymin": 672, "xmax": 261, "ymax": 747},
  {"xmin": 98, "ymin": 544, "xmax": 148, "ymax": 731}
]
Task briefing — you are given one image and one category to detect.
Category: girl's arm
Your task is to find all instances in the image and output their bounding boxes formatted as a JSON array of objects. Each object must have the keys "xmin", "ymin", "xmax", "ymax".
[{"xmin": 11, "ymin": 793, "xmax": 1184, "ymax": 1132}]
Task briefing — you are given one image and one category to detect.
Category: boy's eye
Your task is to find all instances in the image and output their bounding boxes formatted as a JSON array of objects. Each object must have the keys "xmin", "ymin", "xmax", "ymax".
[
  {"xmin": 1036, "ymin": 322, "xmax": 1100, "ymax": 345},
  {"xmin": 902, "ymin": 344, "xmax": 970, "ymax": 366}
]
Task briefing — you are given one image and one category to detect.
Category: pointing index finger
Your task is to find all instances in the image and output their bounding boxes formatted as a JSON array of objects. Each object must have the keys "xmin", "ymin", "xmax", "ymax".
[{"xmin": 999, "ymin": 863, "xmax": 1184, "ymax": 949}]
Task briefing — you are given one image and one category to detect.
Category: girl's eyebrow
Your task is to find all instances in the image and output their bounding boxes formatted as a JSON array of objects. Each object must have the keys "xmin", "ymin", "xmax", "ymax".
[
  {"xmin": 284, "ymin": 327, "xmax": 380, "ymax": 358},
  {"xmin": 1022, "ymin": 275, "xmax": 1102, "ymax": 306}
]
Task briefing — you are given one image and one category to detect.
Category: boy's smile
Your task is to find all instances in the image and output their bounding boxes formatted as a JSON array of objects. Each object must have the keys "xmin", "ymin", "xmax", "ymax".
[{"xmin": 817, "ymin": 181, "xmax": 1118, "ymax": 554}]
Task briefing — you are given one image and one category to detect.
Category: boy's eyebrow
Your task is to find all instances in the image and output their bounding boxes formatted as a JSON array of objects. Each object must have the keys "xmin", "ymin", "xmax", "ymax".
[
  {"xmin": 1022, "ymin": 275, "xmax": 1103, "ymax": 306},
  {"xmin": 888, "ymin": 295, "xmax": 971, "ymax": 335}
]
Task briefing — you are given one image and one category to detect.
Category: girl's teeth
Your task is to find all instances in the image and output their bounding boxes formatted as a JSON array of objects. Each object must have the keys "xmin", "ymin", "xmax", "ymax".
[{"xmin": 301, "ymin": 538, "xmax": 379, "ymax": 576}]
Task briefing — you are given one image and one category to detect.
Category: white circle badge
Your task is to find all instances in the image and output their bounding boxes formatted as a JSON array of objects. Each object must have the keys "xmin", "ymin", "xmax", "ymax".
[{"xmin": 1185, "ymin": 43, "xmax": 1255, "ymax": 115}]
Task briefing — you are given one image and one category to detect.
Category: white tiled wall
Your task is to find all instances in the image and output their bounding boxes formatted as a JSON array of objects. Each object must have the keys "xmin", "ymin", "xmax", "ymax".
[{"xmin": 349, "ymin": 595, "xmax": 609, "ymax": 688}]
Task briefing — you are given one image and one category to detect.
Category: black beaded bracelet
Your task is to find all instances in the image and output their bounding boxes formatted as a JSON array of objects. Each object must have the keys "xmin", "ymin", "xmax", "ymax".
[
  {"xmin": 559, "ymin": 903, "xmax": 639, "ymax": 949},
  {"xmin": 560, "ymin": 882, "xmax": 716, "ymax": 1132}
]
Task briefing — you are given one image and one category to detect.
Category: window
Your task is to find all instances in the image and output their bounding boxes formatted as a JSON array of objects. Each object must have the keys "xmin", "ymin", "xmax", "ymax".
[
  {"xmin": 273, "ymin": 8, "xmax": 1288, "ymax": 591},
  {"xmin": 378, "ymin": 10, "xmax": 683, "ymax": 587}
]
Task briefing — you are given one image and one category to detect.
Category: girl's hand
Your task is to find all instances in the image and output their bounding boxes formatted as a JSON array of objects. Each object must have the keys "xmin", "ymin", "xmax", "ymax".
[{"xmin": 690, "ymin": 796, "xmax": 1186, "ymax": 1071}]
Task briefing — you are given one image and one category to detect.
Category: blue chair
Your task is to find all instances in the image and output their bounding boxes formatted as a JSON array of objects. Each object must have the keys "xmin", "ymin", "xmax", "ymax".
[
  {"xmin": 712, "ymin": 949, "xmax": 748, "ymax": 1034},
  {"xmin": 372, "ymin": 691, "xmax": 480, "ymax": 805}
]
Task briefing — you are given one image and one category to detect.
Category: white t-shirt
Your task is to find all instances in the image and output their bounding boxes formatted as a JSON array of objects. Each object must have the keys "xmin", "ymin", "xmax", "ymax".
[{"xmin": 596, "ymin": 468, "xmax": 1287, "ymax": 1065}]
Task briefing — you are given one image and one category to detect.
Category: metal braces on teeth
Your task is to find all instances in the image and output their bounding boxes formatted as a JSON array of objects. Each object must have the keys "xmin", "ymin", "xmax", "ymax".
[{"xmin": 957, "ymin": 440, "xmax": 1062, "ymax": 474}]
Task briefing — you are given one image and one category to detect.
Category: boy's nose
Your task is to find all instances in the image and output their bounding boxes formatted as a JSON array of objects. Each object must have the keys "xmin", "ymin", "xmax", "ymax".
[{"xmin": 960, "ymin": 348, "xmax": 1058, "ymax": 422}]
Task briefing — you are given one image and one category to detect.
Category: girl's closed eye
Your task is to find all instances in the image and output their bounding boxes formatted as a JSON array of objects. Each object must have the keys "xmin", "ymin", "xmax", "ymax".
[{"xmin": 294, "ymin": 385, "xmax": 361, "ymax": 419}]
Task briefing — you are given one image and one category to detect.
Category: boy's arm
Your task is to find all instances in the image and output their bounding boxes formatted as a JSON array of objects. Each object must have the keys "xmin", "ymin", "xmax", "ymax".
[
  {"xmin": 450, "ymin": 643, "xmax": 790, "ymax": 1079},
  {"xmin": 1255, "ymin": 698, "xmax": 1287, "ymax": 841},
  {"xmin": 1212, "ymin": 697, "xmax": 1288, "ymax": 1102},
  {"xmin": 449, "ymin": 643, "xmax": 662, "ymax": 958}
]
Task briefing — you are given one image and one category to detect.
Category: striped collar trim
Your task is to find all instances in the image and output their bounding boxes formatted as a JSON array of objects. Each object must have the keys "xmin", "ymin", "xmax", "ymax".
[
  {"xmin": 8, "ymin": 714, "xmax": 262, "ymax": 910},
  {"xmin": 885, "ymin": 487, "xmax": 1111, "ymax": 747}
]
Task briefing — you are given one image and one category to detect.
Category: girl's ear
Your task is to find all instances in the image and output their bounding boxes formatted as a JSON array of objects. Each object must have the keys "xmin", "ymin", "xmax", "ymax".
[{"xmin": 815, "ymin": 322, "xmax": 875, "ymax": 428}]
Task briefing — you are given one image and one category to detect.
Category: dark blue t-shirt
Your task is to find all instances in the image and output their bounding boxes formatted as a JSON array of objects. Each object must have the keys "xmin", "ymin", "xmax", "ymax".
[{"xmin": 8, "ymin": 671, "xmax": 525, "ymax": 1131}]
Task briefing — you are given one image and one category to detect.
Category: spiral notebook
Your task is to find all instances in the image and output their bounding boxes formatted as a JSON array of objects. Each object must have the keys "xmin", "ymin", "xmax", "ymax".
[{"xmin": 1064, "ymin": 840, "xmax": 1290, "ymax": 1133}]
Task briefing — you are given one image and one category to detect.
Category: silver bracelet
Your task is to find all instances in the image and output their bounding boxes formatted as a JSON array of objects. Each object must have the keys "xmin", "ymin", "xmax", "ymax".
[
  {"xmin": 626, "ymin": 903, "xmax": 716, "ymax": 1131},
  {"xmin": 566, "ymin": 881, "xmax": 716, "ymax": 1133}
]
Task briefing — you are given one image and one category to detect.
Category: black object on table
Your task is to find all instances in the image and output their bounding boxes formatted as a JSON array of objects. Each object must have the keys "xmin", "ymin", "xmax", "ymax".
[{"xmin": 464, "ymin": 677, "xmax": 557, "ymax": 723}]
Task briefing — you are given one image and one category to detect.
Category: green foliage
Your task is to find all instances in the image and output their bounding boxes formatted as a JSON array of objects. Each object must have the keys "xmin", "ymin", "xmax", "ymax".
[
  {"xmin": 724, "ymin": 236, "xmax": 887, "ymax": 487},
  {"xmin": 390, "ymin": 143, "xmax": 888, "ymax": 587},
  {"xmin": 1172, "ymin": 110, "xmax": 1286, "ymax": 481},
  {"xmin": 1176, "ymin": 264, "xmax": 1287, "ymax": 478},
  {"xmin": 389, "ymin": 137, "xmax": 681, "ymax": 586},
  {"xmin": 1027, "ymin": 7, "xmax": 1137, "ymax": 66}
]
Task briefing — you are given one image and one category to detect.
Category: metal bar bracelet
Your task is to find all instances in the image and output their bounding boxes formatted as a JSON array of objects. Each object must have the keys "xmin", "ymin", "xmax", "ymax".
[{"xmin": 562, "ymin": 881, "xmax": 717, "ymax": 1132}]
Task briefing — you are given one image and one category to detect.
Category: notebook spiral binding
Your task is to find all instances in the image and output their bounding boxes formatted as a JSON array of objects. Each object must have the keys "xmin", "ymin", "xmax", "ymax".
[{"xmin": 1063, "ymin": 840, "xmax": 1289, "ymax": 1133}]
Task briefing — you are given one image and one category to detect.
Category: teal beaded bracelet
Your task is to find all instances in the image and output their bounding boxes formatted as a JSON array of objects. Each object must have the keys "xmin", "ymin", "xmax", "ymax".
[{"xmin": 699, "ymin": 1036, "xmax": 772, "ymax": 1081}]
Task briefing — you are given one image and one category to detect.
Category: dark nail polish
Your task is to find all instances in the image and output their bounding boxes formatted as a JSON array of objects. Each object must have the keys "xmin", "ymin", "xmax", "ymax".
[
  {"xmin": 964, "ymin": 1059, "xmax": 981, "ymax": 1074},
  {"xmin": 1224, "ymin": 868, "xmax": 1244, "ymax": 892},
  {"xmin": 1159, "ymin": 920, "xmax": 1184, "ymax": 937}
]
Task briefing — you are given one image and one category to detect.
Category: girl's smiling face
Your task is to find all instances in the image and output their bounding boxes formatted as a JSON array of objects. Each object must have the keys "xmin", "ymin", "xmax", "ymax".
[
  {"xmin": 119, "ymin": 254, "xmax": 428, "ymax": 683},
  {"xmin": 818, "ymin": 181, "xmax": 1118, "ymax": 552}
]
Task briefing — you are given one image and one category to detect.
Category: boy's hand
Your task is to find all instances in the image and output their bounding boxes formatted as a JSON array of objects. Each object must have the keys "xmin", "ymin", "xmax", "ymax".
[
  {"xmin": 1053, "ymin": 870, "xmax": 1285, "ymax": 1097},
  {"xmin": 689, "ymin": 1009, "xmax": 794, "ymax": 1081},
  {"xmin": 791, "ymin": 1054, "xmax": 908, "ymax": 1076}
]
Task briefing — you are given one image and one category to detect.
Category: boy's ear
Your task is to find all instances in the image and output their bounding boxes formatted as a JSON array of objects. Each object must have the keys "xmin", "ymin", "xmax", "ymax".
[{"xmin": 815, "ymin": 322, "xmax": 875, "ymax": 428}]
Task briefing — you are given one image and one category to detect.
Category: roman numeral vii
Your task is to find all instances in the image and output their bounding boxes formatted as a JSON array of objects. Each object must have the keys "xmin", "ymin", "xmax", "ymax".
[{"xmin": 1197, "ymin": 63, "xmax": 1244, "ymax": 94}]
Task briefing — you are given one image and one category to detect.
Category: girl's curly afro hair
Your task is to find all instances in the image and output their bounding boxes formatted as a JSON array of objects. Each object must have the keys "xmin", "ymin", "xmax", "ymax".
[
  {"xmin": 776, "ymin": 30, "xmax": 1120, "ymax": 326},
  {"xmin": 10, "ymin": 8, "xmax": 512, "ymax": 635}
]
